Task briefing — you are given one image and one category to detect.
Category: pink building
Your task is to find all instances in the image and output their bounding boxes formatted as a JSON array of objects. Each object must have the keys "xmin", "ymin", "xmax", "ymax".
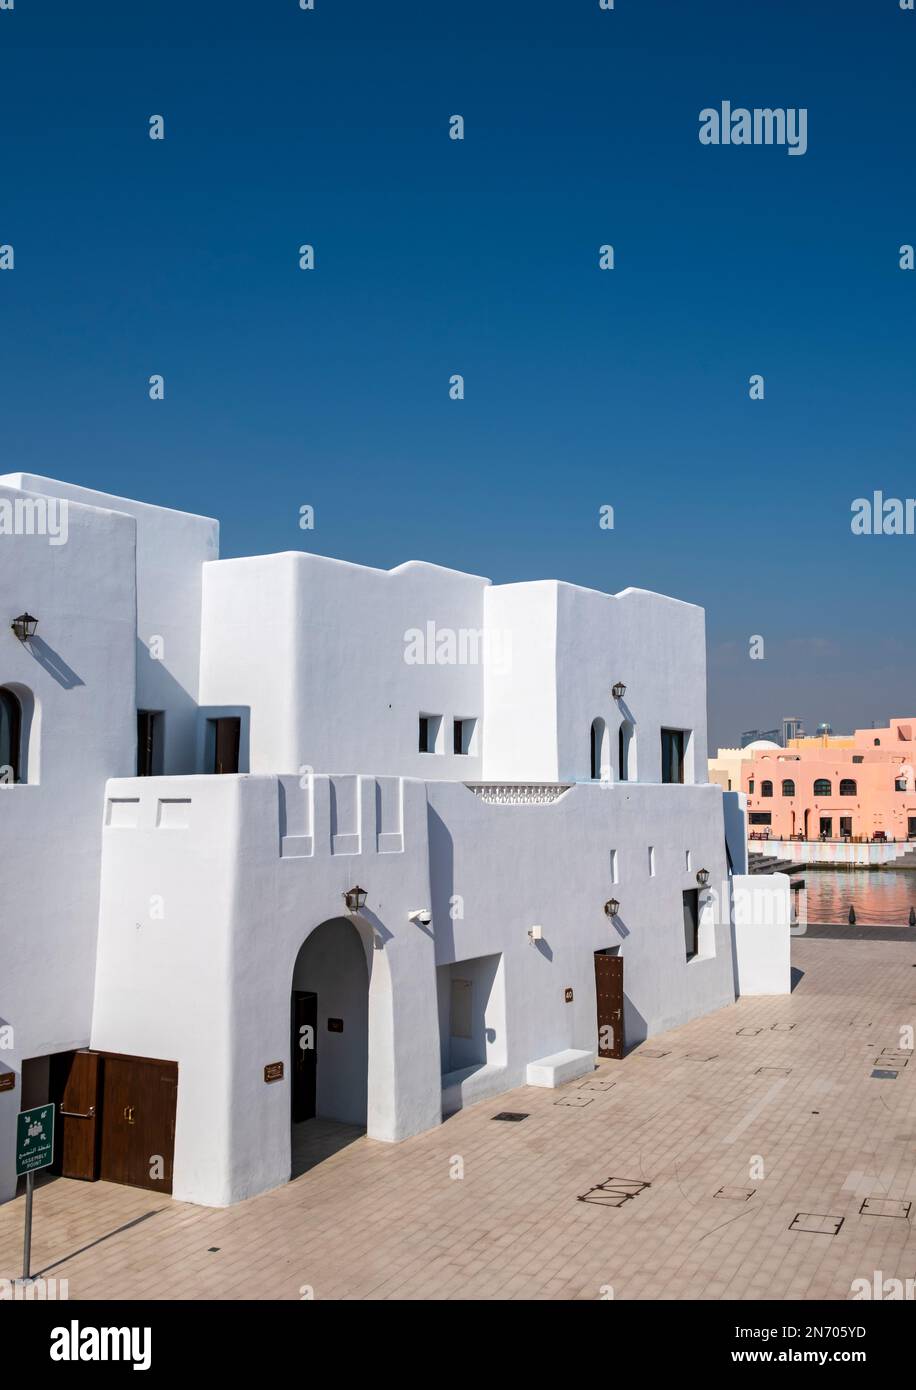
[{"xmin": 742, "ymin": 718, "xmax": 916, "ymax": 842}]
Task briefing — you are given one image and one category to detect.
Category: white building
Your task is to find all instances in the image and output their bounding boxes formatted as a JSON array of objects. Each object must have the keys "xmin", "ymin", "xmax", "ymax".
[{"xmin": 0, "ymin": 474, "xmax": 788, "ymax": 1209}]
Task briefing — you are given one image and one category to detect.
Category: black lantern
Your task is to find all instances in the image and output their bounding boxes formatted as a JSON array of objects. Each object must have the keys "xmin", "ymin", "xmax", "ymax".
[
  {"xmin": 11, "ymin": 612, "xmax": 38, "ymax": 642},
  {"xmin": 343, "ymin": 885, "xmax": 368, "ymax": 913},
  {"xmin": 696, "ymin": 868, "xmax": 710, "ymax": 887},
  {"xmin": 604, "ymin": 898, "xmax": 620, "ymax": 918},
  {"xmin": 611, "ymin": 681, "xmax": 626, "ymax": 700}
]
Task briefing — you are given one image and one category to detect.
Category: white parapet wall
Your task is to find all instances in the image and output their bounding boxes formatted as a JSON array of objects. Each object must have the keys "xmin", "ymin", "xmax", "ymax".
[{"xmin": 730, "ymin": 873, "xmax": 792, "ymax": 996}]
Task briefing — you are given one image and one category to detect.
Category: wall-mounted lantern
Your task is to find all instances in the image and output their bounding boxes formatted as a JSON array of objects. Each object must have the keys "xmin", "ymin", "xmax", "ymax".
[
  {"xmin": 611, "ymin": 682, "xmax": 626, "ymax": 700},
  {"xmin": 11, "ymin": 612, "xmax": 38, "ymax": 642},
  {"xmin": 343, "ymin": 885, "xmax": 368, "ymax": 914},
  {"xmin": 604, "ymin": 898, "xmax": 620, "ymax": 919},
  {"xmin": 696, "ymin": 868, "xmax": 710, "ymax": 887}
]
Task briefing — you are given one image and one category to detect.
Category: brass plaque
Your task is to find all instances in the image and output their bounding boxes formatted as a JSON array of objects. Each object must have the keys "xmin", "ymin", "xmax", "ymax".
[
  {"xmin": 564, "ymin": 988, "xmax": 574, "ymax": 1003},
  {"xmin": 264, "ymin": 1061, "xmax": 284, "ymax": 1082},
  {"xmin": 0, "ymin": 1072, "xmax": 14, "ymax": 1093}
]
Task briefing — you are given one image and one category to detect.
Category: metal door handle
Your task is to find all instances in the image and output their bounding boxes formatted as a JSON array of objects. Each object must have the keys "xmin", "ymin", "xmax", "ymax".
[
  {"xmin": 60, "ymin": 1107, "xmax": 96, "ymax": 1118},
  {"xmin": 123, "ymin": 1106, "xmax": 135, "ymax": 1124}
]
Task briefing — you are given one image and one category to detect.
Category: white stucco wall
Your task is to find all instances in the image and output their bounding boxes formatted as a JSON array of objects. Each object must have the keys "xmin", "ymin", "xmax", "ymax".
[
  {"xmin": 199, "ymin": 553, "xmax": 489, "ymax": 780},
  {"xmin": 0, "ymin": 483, "xmax": 138, "ymax": 1201},
  {"xmin": 1, "ymin": 474, "xmax": 219, "ymax": 774},
  {"xmin": 730, "ymin": 873, "xmax": 792, "ymax": 995}
]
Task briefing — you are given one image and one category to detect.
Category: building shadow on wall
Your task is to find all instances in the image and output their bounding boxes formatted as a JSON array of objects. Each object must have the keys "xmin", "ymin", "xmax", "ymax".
[
  {"xmin": 427, "ymin": 805, "xmax": 456, "ymax": 955},
  {"xmin": 622, "ymin": 997, "xmax": 649, "ymax": 1053},
  {"xmin": 290, "ymin": 1118, "xmax": 366, "ymax": 1181},
  {"xmin": 27, "ymin": 635, "xmax": 84, "ymax": 689}
]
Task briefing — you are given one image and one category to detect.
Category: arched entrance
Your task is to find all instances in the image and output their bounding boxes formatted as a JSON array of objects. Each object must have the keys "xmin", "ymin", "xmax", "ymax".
[{"xmin": 290, "ymin": 917, "xmax": 370, "ymax": 1175}]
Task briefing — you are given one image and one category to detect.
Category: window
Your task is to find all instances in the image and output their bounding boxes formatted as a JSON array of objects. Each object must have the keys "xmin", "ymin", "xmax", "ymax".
[
  {"xmin": 874, "ymin": 738, "xmax": 881, "ymax": 746},
  {"xmin": 418, "ymin": 713, "xmax": 442, "ymax": 754},
  {"xmin": 683, "ymin": 889, "xmax": 699, "ymax": 961},
  {"xmin": 610, "ymin": 849, "xmax": 619, "ymax": 884},
  {"xmin": 819, "ymin": 816, "xmax": 832, "ymax": 838},
  {"xmin": 206, "ymin": 717, "xmax": 240, "ymax": 774},
  {"xmin": 813, "ymin": 779, "xmax": 832, "ymax": 796},
  {"xmin": 590, "ymin": 718, "xmax": 607, "ymax": 780},
  {"xmin": 648, "ymin": 846, "xmax": 655, "ymax": 876},
  {"xmin": 749, "ymin": 812, "xmax": 771, "ymax": 825},
  {"xmin": 839, "ymin": 779, "xmax": 856, "ymax": 796},
  {"xmin": 685, "ymin": 849, "xmax": 692, "ymax": 872},
  {"xmin": 453, "ymin": 717, "xmax": 476, "ymax": 755},
  {"xmin": 0, "ymin": 687, "xmax": 22, "ymax": 784},
  {"xmin": 661, "ymin": 728, "xmax": 685, "ymax": 784},
  {"xmin": 761, "ymin": 780, "xmax": 773, "ymax": 798},
  {"xmin": 781, "ymin": 779, "xmax": 795, "ymax": 796},
  {"xmin": 137, "ymin": 710, "xmax": 164, "ymax": 777},
  {"xmin": 748, "ymin": 779, "xmax": 755, "ymax": 793},
  {"xmin": 840, "ymin": 816, "xmax": 852, "ymax": 837},
  {"xmin": 852, "ymin": 755, "xmax": 864, "ymax": 763}
]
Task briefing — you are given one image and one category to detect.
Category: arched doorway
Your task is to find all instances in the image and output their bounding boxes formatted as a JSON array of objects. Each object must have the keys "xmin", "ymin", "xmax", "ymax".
[{"xmin": 290, "ymin": 917, "xmax": 370, "ymax": 1176}]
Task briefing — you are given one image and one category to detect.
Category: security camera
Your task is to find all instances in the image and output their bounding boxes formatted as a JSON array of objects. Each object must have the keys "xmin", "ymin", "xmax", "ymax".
[{"xmin": 408, "ymin": 908, "xmax": 432, "ymax": 927}]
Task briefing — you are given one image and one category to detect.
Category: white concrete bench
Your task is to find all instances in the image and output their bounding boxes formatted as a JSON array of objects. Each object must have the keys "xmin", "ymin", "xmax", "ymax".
[{"xmin": 526, "ymin": 1049, "xmax": 595, "ymax": 1088}]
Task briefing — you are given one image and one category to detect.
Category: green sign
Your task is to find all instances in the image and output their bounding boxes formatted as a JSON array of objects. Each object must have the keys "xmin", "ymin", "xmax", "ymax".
[{"xmin": 16, "ymin": 1104, "xmax": 55, "ymax": 1176}]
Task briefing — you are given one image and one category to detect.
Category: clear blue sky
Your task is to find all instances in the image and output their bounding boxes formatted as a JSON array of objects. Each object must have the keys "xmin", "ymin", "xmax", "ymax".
[{"xmin": 2, "ymin": 1, "xmax": 914, "ymax": 746}]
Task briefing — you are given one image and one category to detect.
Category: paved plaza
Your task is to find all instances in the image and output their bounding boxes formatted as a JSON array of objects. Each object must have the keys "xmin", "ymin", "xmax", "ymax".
[{"xmin": 2, "ymin": 937, "xmax": 914, "ymax": 1301}]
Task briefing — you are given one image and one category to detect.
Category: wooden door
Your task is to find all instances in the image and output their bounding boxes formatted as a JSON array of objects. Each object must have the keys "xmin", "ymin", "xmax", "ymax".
[
  {"xmin": 99, "ymin": 1056, "xmax": 178, "ymax": 1193},
  {"xmin": 50, "ymin": 1049, "xmax": 101, "ymax": 1181},
  {"xmin": 213, "ymin": 717, "xmax": 240, "ymax": 774},
  {"xmin": 291, "ymin": 991, "xmax": 318, "ymax": 1122},
  {"xmin": 594, "ymin": 950, "xmax": 625, "ymax": 1059}
]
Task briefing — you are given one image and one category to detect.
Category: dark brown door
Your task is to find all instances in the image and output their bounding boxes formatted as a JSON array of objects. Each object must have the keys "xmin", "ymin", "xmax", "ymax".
[
  {"xmin": 50, "ymin": 1049, "xmax": 101, "ymax": 1181},
  {"xmin": 595, "ymin": 950, "xmax": 625, "ymax": 1059},
  {"xmin": 99, "ymin": 1056, "xmax": 178, "ymax": 1193},
  {"xmin": 210, "ymin": 717, "xmax": 240, "ymax": 774},
  {"xmin": 292, "ymin": 990, "xmax": 318, "ymax": 1122}
]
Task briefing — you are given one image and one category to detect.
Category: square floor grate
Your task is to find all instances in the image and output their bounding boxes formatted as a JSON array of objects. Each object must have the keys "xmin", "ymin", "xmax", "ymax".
[
  {"xmin": 871, "ymin": 1069, "xmax": 898, "ymax": 1080},
  {"xmin": 859, "ymin": 1197, "xmax": 912, "ymax": 1220},
  {"xmin": 492, "ymin": 1112, "xmax": 529, "ymax": 1122},
  {"xmin": 737, "ymin": 1028, "xmax": 764, "ymax": 1036},
  {"xmin": 578, "ymin": 1079, "xmax": 616, "ymax": 1092},
  {"xmin": 714, "ymin": 1186, "xmax": 756, "ymax": 1201},
  {"xmin": 555, "ymin": 1095, "xmax": 593, "ymax": 1108},
  {"xmin": 789, "ymin": 1212, "xmax": 844, "ymax": 1236},
  {"xmin": 578, "ymin": 1177, "xmax": 650, "ymax": 1207}
]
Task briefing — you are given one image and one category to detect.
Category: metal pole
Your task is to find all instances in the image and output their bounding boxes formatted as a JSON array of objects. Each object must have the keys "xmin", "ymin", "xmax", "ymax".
[{"xmin": 22, "ymin": 1170, "xmax": 33, "ymax": 1282}]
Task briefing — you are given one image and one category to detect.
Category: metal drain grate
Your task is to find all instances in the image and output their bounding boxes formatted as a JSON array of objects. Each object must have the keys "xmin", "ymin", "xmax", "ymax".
[
  {"xmin": 714, "ymin": 1186, "xmax": 756, "ymax": 1201},
  {"xmin": 578, "ymin": 1177, "xmax": 650, "ymax": 1207},
  {"xmin": 789, "ymin": 1213, "xmax": 844, "ymax": 1236},
  {"xmin": 555, "ymin": 1095, "xmax": 593, "ymax": 1108},
  {"xmin": 578, "ymin": 1079, "xmax": 616, "ymax": 1092},
  {"xmin": 771, "ymin": 1023, "xmax": 797, "ymax": 1032},
  {"xmin": 755, "ymin": 1066, "xmax": 792, "ymax": 1075},
  {"xmin": 859, "ymin": 1197, "xmax": 912, "ymax": 1219},
  {"xmin": 492, "ymin": 1112, "xmax": 529, "ymax": 1122},
  {"xmin": 871, "ymin": 1070, "xmax": 898, "ymax": 1080}
]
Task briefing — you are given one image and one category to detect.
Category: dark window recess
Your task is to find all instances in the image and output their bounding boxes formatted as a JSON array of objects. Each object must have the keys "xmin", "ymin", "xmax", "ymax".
[
  {"xmin": 419, "ymin": 716, "xmax": 432, "ymax": 753},
  {"xmin": 781, "ymin": 779, "xmax": 795, "ymax": 796},
  {"xmin": 840, "ymin": 817, "xmax": 852, "ymax": 837},
  {"xmin": 137, "ymin": 710, "xmax": 163, "ymax": 777},
  {"xmin": 813, "ymin": 779, "xmax": 832, "ymax": 796},
  {"xmin": 661, "ymin": 728, "xmax": 686, "ymax": 785},
  {"xmin": 207, "ymin": 717, "xmax": 240, "ymax": 774},
  {"xmin": 0, "ymin": 686, "xmax": 22, "ymax": 784},
  {"xmin": 819, "ymin": 817, "xmax": 832, "ymax": 838},
  {"xmin": 761, "ymin": 780, "xmax": 773, "ymax": 798},
  {"xmin": 840, "ymin": 779, "xmax": 857, "ymax": 796},
  {"xmin": 683, "ymin": 889, "xmax": 699, "ymax": 961},
  {"xmin": 749, "ymin": 812, "xmax": 771, "ymax": 825},
  {"xmin": 453, "ymin": 718, "xmax": 474, "ymax": 755}
]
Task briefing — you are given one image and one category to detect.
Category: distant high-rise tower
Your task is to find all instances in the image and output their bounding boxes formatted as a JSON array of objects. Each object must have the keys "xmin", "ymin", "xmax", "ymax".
[{"xmin": 783, "ymin": 716, "xmax": 805, "ymax": 744}]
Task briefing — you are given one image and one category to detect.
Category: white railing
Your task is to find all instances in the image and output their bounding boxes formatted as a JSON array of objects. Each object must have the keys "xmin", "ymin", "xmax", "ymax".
[{"xmin": 464, "ymin": 783, "xmax": 573, "ymax": 805}]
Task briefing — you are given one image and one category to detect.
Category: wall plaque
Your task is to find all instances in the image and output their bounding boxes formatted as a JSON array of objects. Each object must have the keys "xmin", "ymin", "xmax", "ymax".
[
  {"xmin": 264, "ymin": 1061, "xmax": 284, "ymax": 1082},
  {"xmin": 328, "ymin": 1018, "xmax": 344, "ymax": 1033},
  {"xmin": 0, "ymin": 1072, "xmax": 15, "ymax": 1093},
  {"xmin": 564, "ymin": 988, "xmax": 574, "ymax": 1003}
]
